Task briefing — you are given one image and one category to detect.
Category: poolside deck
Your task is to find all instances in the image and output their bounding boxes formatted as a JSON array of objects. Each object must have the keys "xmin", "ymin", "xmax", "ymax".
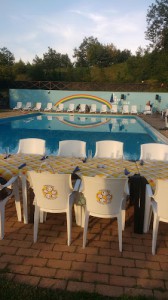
[{"xmin": 0, "ymin": 110, "xmax": 168, "ymax": 299}]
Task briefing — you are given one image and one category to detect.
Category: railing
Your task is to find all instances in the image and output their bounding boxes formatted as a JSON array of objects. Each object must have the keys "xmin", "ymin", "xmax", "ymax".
[{"xmin": 0, "ymin": 80, "xmax": 167, "ymax": 92}]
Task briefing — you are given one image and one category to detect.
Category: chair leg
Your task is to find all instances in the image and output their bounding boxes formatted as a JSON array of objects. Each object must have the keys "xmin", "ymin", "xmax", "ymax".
[
  {"xmin": 0, "ymin": 206, "xmax": 5, "ymax": 240},
  {"xmin": 13, "ymin": 180, "xmax": 22, "ymax": 222},
  {"xmin": 152, "ymin": 215, "xmax": 159, "ymax": 255},
  {"xmin": 66, "ymin": 208, "xmax": 72, "ymax": 246},
  {"xmin": 117, "ymin": 213, "xmax": 123, "ymax": 252},
  {"xmin": 83, "ymin": 211, "xmax": 89, "ymax": 248},
  {"xmin": 121, "ymin": 209, "xmax": 125, "ymax": 231},
  {"xmin": 34, "ymin": 206, "xmax": 40, "ymax": 243}
]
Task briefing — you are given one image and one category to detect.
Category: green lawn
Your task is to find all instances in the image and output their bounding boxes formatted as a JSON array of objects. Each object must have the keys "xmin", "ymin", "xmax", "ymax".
[{"xmin": 0, "ymin": 275, "xmax": 155, "ymax": 300}]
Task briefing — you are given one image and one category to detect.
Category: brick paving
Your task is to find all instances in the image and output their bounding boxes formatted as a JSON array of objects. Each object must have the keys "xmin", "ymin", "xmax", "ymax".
[{"xmin": 0, "ymin": 110, "xmax": 168, "ymax": 298}]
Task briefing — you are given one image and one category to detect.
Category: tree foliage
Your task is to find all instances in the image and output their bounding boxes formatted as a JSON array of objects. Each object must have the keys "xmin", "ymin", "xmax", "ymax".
[{"xmin": 145, "ymin": 0, "xmax": 168, "ymax": 50}]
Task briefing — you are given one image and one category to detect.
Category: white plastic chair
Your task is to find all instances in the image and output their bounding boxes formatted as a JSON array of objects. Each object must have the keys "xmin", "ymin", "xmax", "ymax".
[
  {"xmin": 122, "ymin": 105, "xmax": 129, "ymax": 114},
  {"xmin": 82, "ymin": 176, "xmax": 128, "ymax": 251},
  {"xmin": 13, "ymin": 102, "xmax": 22, "ymax": 110},
  {"xmin": 90, "ymin": 104, "xmax": 97, "ymax": 113},
  {"xmin": 0, "ymin": 175, "xmax": 22, "ymax": 239},
  {"xmin": 57, "ymin": 140, "xmax": 86, "ymax": 158},
  {"xmin": 140, "ymin": 143, "xmax": 168, "ymax": 161},
  {"xmin": 22, "ymin": 102, "xmax": 32, "ymax": 111},
  {"xmin": 79, "ymin": 104, "xmax": 86, "ymax": 113},
  {"xmin": 44, "ymin": 103, "xmax": 53, "ymax": 111},
  {"xmin": 32, "ymin": 102, "xmax": 42, "ymax": 111},
  {"xmin": 94, "ymin": 140, "xmax": 124, "ymax": 159},
  {"xmin": 147, "ymin": 179, "xmax": 168, "ymax": 255},
  {"xmin": 111, "ymin": 105, "xmax": 118, "ymax": 114},
  {"xmin": 130, "ymin": 105, "xmax": 138, "ymax": 114},
  {"xmin": 27, "ymin": 171, "xmax": 74, "ymax": 245},
  {"xmin": 17, "ymin": 138, "xmax": 46, "ymax": 155},
  {"xmin": 56, "ymin": 103, "xmax": 64, "ymax": 112},
  {"xmin": 100, "ymin": 104, "xmax": 108, "ymax": 113},
  {"xmin": 67, "ymin": 103, "xmax": 75, "ymax": 112},
  {"xmin": 143, "ymin": 105, "xmax": 152, "ymax": 115}
]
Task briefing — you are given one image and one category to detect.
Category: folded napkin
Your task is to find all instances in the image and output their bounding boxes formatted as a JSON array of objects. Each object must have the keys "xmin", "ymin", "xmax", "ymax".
[
  {"xmin": 18, "ymin": 163, "xmax": 27, "ymax": 169},
  {"xmin": 72, "ymin": 166, "xmax": 80, "ymax": 174},
  {"xmin": 82, "ymin": 158, "xmax": 87, "ymax": 163},
  {"xmin": 124, "ymin": 168, "xmax": 130, "ymax": 175},
  {"xmin": 4, "ymin": 154, "xmax": 11, "ymax": 159},
  {"xmin": 139, "ymin": 160, "xmax": 144, "ymax": 166},
  {"xmin": 40, "ymin": 155, "xmax": 49, "ymax": 161}
]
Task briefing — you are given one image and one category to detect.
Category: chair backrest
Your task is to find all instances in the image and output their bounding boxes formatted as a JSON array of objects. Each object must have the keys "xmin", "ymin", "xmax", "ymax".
[
  {"xmin": 90, "ymin": 104, "xmax": 96, "ymax": 111},
  {"xmin": 101, "ymin": 104, "xmax": 107, "ymax": 112},
  {"xmin": 140, "ymin": 143, "xmax": 168, "ymax": 161},
  {"xmin": 47, "ymin": 103, "xmax": 52, "ymax": 109},
  {"xmin": 16, "ymin": 102, "xmax": 22, "ymax": 109},
  {"xmin": 131, "ymin": 105, "xmax": 137, "ymax": 113},
  {"xmin": 111, "ymin": 105, "xmax": 118, "ymax": 113},
  {"xmin": 153, "ymin": 179, "xmax": 168, "ymax": 220},
  {"xmin": 28, "ymin": 171, "xmax": 72, "ymax": 210},
  {"xmin": 122, "ymin": 105, "xmax": 129, "ymax": 113},
  {"xmin": 17, "ymin": 138, "xmax": 46, "ymax": 155},
  {"xmin": 25, "ymin": 102, "xmax": 31, "ymax": 108},
  {"xmin": 35, "ymin": 102, "xmax": 42, "ymax": 109},
  {"xmin": 80, "ymin": 104, "xmax": 86, "ymax": 111},
  {"xmin": 82, "ymin": 176, "xmax": 127, "ymax": 216},
  {"xmin": 59, "ymin": 103, "xmax": 64, "ymax": 109},
  {"xmin": 68, "ymin": 103, "xmax": 75, "ymax": 110},
  {"xmin": 94, "ymin": 140, "xmax": 124, "ymax": 159},
  {"xmin": 57, "ymin": 140, "xmax": 86, "ymax": 158},
  {"xmin": 144, "ymin": 105, "xmax": 151, "ymax": 111}
]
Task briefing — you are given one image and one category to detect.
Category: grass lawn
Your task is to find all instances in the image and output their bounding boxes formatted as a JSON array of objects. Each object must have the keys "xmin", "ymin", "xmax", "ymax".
[{"xmin": 0, "ymin": 275, "xmax": 156, "ymax": 300}]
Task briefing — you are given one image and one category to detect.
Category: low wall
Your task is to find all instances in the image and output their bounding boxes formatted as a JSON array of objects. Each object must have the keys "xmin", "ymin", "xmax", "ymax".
[{"xmin": 9, "ymin": 89, "xmax": 168, "ymax": 113}]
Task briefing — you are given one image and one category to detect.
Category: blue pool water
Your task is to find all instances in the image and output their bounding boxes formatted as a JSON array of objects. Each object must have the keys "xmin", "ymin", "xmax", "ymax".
[{"xmin": 0, "ymin": 113, "xmax": 166, "ymax": 160}]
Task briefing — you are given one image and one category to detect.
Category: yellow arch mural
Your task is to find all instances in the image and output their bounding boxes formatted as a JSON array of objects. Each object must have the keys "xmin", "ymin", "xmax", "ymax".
[
  {"xmin": 56, "ymin": 116, "xmax": 110, "ymax": 128},
  {"xmin": 54, "ymin": 94, "xmax": 112, "ymax": 109}
]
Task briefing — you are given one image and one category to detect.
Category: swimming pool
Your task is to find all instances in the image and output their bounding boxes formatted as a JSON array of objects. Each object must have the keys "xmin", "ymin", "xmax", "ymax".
[{"xmin": 0, "ymin": 113, "xmax": 167, "ymax": 160}]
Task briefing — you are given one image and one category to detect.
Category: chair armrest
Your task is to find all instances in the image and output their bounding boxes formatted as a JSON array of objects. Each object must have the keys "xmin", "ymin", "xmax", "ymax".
[{"xmin": 0, "ymin": 175, "xmax": 18, "ymax": 190}]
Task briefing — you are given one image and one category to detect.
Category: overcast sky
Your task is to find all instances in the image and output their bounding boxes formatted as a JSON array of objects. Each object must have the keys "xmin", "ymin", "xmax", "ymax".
[{"xmin": 0, "ymin": 0, "xmax": 155, "ymax": 63}]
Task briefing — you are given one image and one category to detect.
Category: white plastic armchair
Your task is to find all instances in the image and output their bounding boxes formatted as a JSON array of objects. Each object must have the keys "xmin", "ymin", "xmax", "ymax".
[
  {"xmin": 140, "ymin": 143, "xmax": 168, "ymax": 161},
  {"xmin": 67, "ymin": 103, "xmax": 75, "ymax": 112},
  {"xmin": 82, "ymin": 176, "xmax": 128, "ymax": 251},
  {"xmin": 143, "ymin": 105, "xmax": 152, "ymax": 115},
  {"xmin": 17, "ymin": 138, "xmax": 46, "ymax": 155},
  {"xmin": 122, "ymin": 105, "xmax": 129, "ymax": 114},
  {"xmin": 147, "ymin": 179, "xmax": 168, "ymax": 255},
  {"xmin": 44, "ymin": 103, "xmax": 53, "ymax": 111},
  {"xmin": 90, "ymin": 104, "xmax": 97, "ymax": 113},
  {"xmin": 0, "ymin": 175, "xmax": 22, "ymax": 239},
  {"xmin": 22, "ymin": 102, "xmax": 32, "ymax": 111},
  {"xmin": 94, "ymin": 140, "xmax": 124, "ymax": 159},
  {"xmin": 57, "ymin": 140, "xmax": 86, "ymax": 158},
  {"xmin": 32, "ymin": 102, "xmax": 42, "ymax": 111},
  {"xmin": 111, "ymin": 105, "xmax": 118, "ymax": 114},
  {"xmin": 28, "ymin": 171, "xmax": 74, "ymax": 245},
  {"xmin": 79, "ymin": 104, "xmax": 86, "ymax": 113},
  {"xmin": 100, "ymin": 104, "xmax": 108, "ymax": 113},
  {"xmin": 13, "ymin": 102, "xmax": 22, "ymax": 110},
  {"xmin": 56, "ymin": 103, "xmax": 64, "ymax": 112},
  {"xmin": 130, "ymin": 105, "xmax": 137, "ymax": 114}
]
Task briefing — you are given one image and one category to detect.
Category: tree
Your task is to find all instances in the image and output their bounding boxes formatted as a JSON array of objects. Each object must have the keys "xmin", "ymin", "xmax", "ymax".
[
  {"xmin": 145, "ymin": 0, "xmax": 168, "ymax": 50},
  {"xmin": 0, "ymin": 47, "xmax": 15, "ymax": 66},
  {"xmin": 73, "ymin": 36, "xmax": 100, "ymax": 67}
]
